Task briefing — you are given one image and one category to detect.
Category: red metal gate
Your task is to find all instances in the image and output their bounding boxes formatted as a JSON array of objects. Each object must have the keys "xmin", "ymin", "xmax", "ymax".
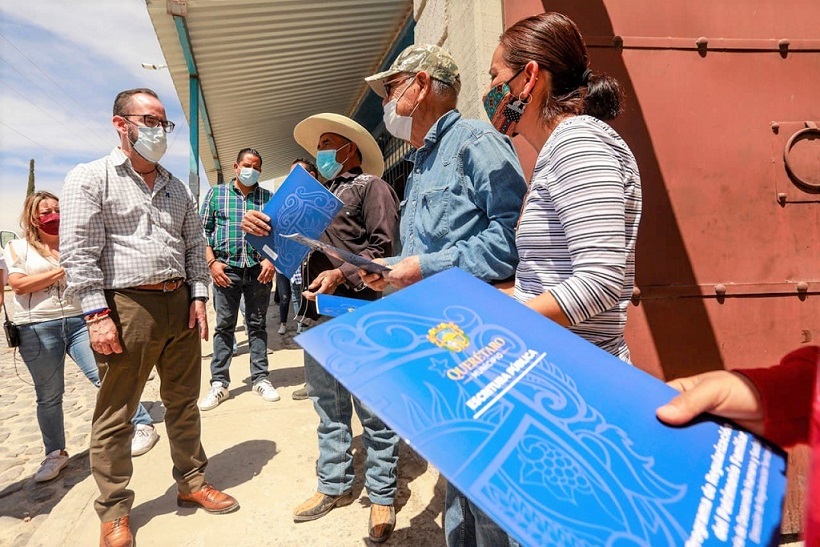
[{"xmin": 503, "ymin": 0, "xmax": 819, "ymax": 536}]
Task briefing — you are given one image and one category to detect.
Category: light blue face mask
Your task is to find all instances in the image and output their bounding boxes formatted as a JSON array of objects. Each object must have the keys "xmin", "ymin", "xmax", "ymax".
[
  {"xmin": 237, "ymin": 167, "xmax": 260, "ymax": 187},
  {"xmin": 316, "ymin": 142, "xmax": 351, "ymax": 180}
]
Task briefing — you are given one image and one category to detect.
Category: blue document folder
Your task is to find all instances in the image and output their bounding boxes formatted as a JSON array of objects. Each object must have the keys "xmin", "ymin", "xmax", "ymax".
[
  {"xmin": 246, "ymin": 165, "xmax": 343, "ymax": 278},
  {"xmin": 296, "ymin": 268, "xmax": 787, "ymax": 546},
  {"xmin": 315, "ymin": 294, "xmax": 369, "ymax": 317}
]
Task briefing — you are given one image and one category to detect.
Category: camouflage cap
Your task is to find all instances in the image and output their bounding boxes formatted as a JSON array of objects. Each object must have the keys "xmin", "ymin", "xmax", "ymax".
[{"xmin": 365, "ymin": 44, "xmax": 461, "ymax": 98}]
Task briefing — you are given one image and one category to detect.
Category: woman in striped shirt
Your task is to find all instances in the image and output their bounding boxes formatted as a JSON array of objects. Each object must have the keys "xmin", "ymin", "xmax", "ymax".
[{"xmin": 484, "ymin": 12, "xmax": 642, "ymax": 362}]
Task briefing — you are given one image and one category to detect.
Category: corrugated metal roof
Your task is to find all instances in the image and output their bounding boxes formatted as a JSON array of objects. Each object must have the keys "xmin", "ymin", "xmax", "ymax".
[{"xmin": 146, "ymin": 0, "xmax": 412, "ymax": 185}]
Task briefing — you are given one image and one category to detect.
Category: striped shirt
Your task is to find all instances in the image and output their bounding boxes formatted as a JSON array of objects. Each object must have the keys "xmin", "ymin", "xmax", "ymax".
[
  {"xmin": 514, "ymin": 115, "xmax": 642, "ymax": 360},
  {"xmin": 200, "ymin": 181, "xmax": 271, "ymax": 267},
  {"xmin": 61, "ymin": 147, "xmax": 209, "ymax": 312}
]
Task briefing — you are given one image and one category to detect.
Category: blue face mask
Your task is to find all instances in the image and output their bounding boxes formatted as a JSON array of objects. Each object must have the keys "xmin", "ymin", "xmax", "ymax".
[
  {"xmin": 237, "ymin": 167, "xmax": 260, "ymax": 187},
  {"xmin": 316, "ymin": 143, "xmax": 350, "ymax": 180}
]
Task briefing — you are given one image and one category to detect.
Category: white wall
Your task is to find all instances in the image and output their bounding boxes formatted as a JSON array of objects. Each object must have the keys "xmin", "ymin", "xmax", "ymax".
[{"xmin": 413, "ymin": 0, "xmax": 504, "ymax": 121}]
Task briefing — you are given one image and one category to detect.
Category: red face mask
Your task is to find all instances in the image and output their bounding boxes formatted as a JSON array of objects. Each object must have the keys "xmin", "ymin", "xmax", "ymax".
[{"xmin": 38, "ymin": 213, "xmax": 60, "ymax": 236}]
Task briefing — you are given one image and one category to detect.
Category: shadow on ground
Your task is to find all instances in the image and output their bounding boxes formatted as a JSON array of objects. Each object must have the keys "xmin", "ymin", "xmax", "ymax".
[
  {"xmin": 129, "ymin": 439, "xmax": 278, "ymax": 531},
  {"xmin": 0, "ymin": 450, "xmax": 91, "ymax": 520}
]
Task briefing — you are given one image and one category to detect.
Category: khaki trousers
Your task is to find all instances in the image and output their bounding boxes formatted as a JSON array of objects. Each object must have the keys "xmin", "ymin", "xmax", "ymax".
[{"xmin": 90, "ymin": 287, "xmax": 207, "ymax": 521}]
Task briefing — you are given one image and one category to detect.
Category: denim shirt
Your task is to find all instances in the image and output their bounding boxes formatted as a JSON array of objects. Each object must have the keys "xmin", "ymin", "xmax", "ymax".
[{"xmin": 388, "ymin": 110, "xmax": 527, "ymax": 282}]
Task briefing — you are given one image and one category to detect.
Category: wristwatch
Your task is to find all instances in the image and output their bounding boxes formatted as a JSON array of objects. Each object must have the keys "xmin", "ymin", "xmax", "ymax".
[{"xmin": 191, "ymin": 296, "xmax": 208, "ymax": 303}]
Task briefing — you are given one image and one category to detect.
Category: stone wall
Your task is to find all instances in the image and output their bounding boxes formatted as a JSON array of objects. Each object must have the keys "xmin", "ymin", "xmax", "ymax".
[{"xmin": 412, "ymin": 0, "xmax": 504, "ymax": 121}]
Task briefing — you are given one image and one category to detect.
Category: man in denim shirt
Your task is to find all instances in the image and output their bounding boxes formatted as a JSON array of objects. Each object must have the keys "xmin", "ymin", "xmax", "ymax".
[
  {"xmin": 364, "ymin": 44, "xmax": 526, "ymax": 289},
  {"xmin": 363, "ymin": 45, "xmax": 527, "ymax": 545}
]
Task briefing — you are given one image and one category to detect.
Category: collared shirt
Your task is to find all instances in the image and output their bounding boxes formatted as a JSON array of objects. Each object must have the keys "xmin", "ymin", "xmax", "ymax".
[
  {"xmin": 387, "ymin": 109, "xmax": 527, "ymax": 282},
  {"xmin": 61, "ymin": 147, "xmax": 209, "ymax": 311},
  {"xmin": 200, "ymin": 180, "xmax": 271, "ymax": 267}
]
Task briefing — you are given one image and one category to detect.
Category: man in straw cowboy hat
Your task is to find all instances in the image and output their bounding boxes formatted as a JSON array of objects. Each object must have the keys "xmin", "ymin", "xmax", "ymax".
[{"xmin": 241, "ymin": 113, "xmax": 400, "ymax": 542}]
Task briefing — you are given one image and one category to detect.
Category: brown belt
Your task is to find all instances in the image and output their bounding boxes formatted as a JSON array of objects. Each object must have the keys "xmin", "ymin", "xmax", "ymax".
[{"xmin": 132, "ymin": 278, "xmax": 185, "ymax": 292}]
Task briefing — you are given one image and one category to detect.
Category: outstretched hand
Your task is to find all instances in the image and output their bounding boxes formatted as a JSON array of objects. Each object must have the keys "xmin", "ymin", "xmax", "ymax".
[
  {"xmin": 302, "ymin": 268, "xmax": 345, "ymax": 301},
  {"xmin": 656, "ymin": 370, "xmax": 765, "ymax": 436}
]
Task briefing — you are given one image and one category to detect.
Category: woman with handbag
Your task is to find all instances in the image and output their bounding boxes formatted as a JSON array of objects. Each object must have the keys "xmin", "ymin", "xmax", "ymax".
[{"xmin": 4, "ymin": 191, "xmax": 158, "ymax": 483}]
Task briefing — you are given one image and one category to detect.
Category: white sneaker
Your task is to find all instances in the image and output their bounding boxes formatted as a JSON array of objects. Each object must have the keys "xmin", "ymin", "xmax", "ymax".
[
  {"xmin": 199, "ymin": 382, "xmax": 229, "ymax": 411},
  {"xmin": 277, "ymin": 322, "xmax": 287, "ymax": 335},
  {"xmin": 253, "ymin": 379, "xmax": 281, "ymax": 402},
  {"xmin": 131, "ymin": 424, "xmax": 160, "ymax": 456},
  {"xmin": 34, "ymin": 449, "xmax": 69, "ymax": 482}
]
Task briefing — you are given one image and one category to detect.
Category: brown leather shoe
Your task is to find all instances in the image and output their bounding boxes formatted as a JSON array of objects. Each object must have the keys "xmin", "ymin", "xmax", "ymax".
[
  {"xmin": 368, "ymin": 503, "xmax": 396, "ymax": 543},
  {"xmin": 177, "ymin": 483, "xmax": 239, "ymax": 514},
  {"xmin": 100, "ymin": 516, "xmax": 133, "ymax": 547},
  {"xmin": 293, "ymin": 490, "xmax": 355, "ymax": 522}
]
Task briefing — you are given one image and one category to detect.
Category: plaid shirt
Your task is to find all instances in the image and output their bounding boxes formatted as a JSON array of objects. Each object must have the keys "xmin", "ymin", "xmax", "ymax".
[
  {"xmin": 61, "ymin": 148, "xmax": 209, "ymax": 312},
  {"xmin": 200, "ymin": 181, "xmax": 271, "ymax": 267}
]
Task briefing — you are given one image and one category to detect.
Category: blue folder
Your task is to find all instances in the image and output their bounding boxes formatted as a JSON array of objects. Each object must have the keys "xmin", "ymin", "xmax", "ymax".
[
  {"xmin": 295, "ymin": 268, "xmax": 787, "ymax": 546},
  {"xmin": 245, "ymin": 164, "xmax": 343, "ymax": 278},
  {"xmin": 315, "ymin": 294, "xmax": 369, "ymax": 317}
]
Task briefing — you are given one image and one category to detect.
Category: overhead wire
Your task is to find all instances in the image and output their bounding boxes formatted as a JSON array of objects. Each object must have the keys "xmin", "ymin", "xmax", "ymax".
[
  {"xmin": 0, "ymin": 33, "xmax": 114, "ymax": 148},
  {"xmin": 0, "ymin": 58, "xmax": 112, "ymax": 151},
  {"xmin": 0, "ymin": 28, "xmax": 195, "ymax": 182},
  {"xmin": 0, "ymin": 121, "xmax": 60, "ymax": 155},
  {"xmin": 0, "ymin": 78, "xmax": 111, "ymax": 154}
]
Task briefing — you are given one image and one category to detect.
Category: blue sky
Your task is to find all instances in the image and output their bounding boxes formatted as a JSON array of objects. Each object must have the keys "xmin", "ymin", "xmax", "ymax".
[{"xmin": 0, "ymin": 1, "xmax": 209, "ymax": 236}]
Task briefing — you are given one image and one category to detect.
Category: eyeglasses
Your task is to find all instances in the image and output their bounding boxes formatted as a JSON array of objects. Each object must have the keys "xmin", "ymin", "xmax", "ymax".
[
  {"xmin": 120, "ymin": 114, "xmax": 175, "ymax": 133},
  {"xmin": 383, "ymin": 76, "xmax": 413, "ymax": 98}
]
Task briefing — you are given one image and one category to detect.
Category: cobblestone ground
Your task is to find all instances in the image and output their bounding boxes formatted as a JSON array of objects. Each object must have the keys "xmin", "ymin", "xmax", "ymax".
[
  {"xmin": 0, "ymin": 339, "xmax": 165, "ymax": 546},
  {"xmin": 0, "ymin": 295, "xmax": 272, "ymax": 546},
  {"xmin": 0, "ymin": 295, "xmax": 246, "ymax": 546}
]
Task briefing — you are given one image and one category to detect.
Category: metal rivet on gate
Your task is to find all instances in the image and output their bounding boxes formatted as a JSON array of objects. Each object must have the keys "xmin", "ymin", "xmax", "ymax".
[
  {"xmin": 714, "ymin": 284, "xmax": 726, "ymax": 296},
  {"xmin": 797, "ymin": 281, "xmax": 809, "ymax": 293}
]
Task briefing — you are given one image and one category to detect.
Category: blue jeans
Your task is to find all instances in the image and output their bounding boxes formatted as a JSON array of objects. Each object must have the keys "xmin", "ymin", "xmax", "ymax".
[
  {"xmin": 210, "ymin": 264, "xmax": 272, "ymax": 386},
  {"xmin": 445, "ymin": 483, "xmax": 518, "ymax": 546},
  {"xmin": 444, "ymin": 482, "xmax": 519, "ymax": 547},
  {"xmin": 18, "ymin": 316, "xmax": 151, "ymax": 455},
  {"xmin": 304, "ymin": 318, "xmax": 399, "ymax": 505},
  {"xmin": 291, "ymin": 280, "xmax": 302, "ymax": 317}
]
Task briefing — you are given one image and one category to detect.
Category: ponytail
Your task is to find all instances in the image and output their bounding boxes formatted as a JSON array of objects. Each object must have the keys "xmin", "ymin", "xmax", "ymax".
[{"xmin": 583, "ymin": 72, "xmax": 624, "ymax": 121}]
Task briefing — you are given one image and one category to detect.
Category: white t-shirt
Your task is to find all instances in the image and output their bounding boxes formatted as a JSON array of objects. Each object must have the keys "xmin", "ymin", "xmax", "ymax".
[{"xmin": 4, "ymin": 239, "xmax": 82, "ymax": 324}]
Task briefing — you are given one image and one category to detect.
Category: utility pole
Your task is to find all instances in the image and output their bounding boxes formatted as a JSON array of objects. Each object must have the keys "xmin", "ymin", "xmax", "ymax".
[{"xmin": 26, "ymin": 159, "xmax": 35, "ymax": 197}]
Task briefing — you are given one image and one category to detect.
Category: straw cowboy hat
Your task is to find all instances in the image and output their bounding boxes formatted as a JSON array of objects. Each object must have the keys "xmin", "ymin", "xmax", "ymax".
[{"xmin": 293, "ymin": 113, "xmax": 385, "ymax": 178}]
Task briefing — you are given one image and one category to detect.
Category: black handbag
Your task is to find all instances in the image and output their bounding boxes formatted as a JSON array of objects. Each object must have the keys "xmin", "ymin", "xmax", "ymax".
[{"xmin": 3, "ymin": 303, "xmax": 19, "ymax": 348}]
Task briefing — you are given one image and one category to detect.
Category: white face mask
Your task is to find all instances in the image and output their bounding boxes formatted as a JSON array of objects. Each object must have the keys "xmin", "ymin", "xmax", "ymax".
[
  {"xmin": 237, "ymin": 167, "xmax": 260, "ymax": 187},
  {"xmin": 383, "ymin": 99, "xmax": 413, "ymax": 142},
  {"xmin": 131, "ymin": 125, "xmax": 167, "ymax": 164}
]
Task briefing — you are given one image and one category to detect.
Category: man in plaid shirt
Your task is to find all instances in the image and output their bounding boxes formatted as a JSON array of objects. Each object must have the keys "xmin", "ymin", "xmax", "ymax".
[
  {"xmin": 62, "ymin": 88, "xmax": 238, "ymax": 547},
  {"xmin": 198, "ymin": 148, "xmax": 280, "ymax": 411}
]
